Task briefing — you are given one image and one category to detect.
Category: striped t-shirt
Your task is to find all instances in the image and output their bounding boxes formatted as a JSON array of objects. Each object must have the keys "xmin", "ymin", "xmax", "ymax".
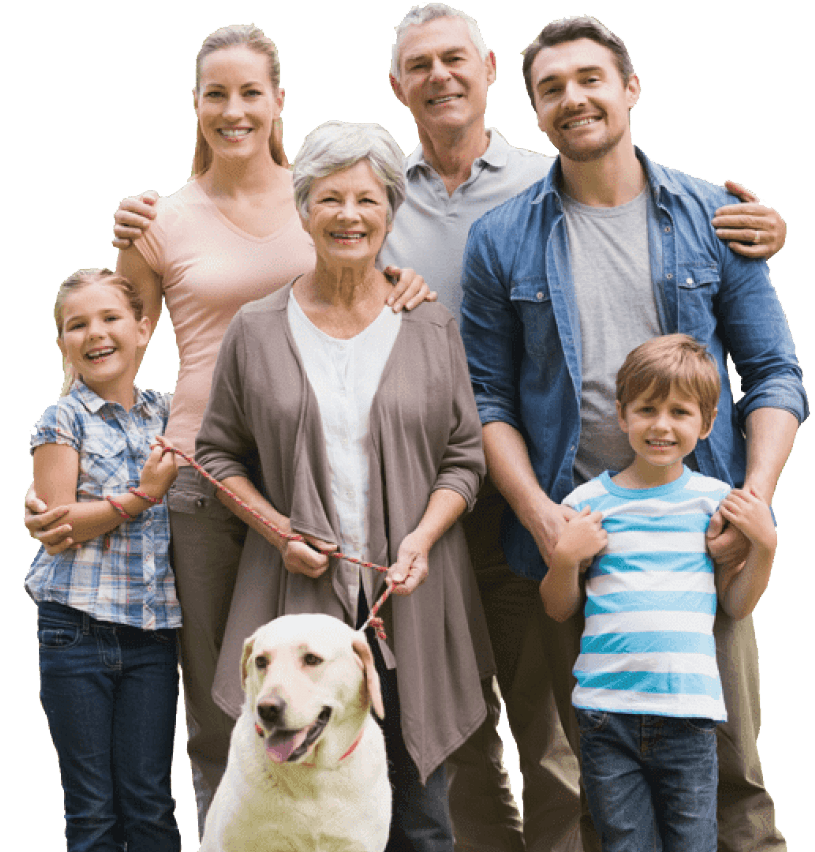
[{"xmin": 566, "ymin": 467, "xmax": 730, "ymax": 721}]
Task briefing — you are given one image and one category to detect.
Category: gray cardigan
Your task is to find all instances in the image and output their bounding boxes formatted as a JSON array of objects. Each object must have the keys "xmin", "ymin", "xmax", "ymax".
[{"xmin": 196, "ymin": 284, "xmax": 495, "ymax": 782}]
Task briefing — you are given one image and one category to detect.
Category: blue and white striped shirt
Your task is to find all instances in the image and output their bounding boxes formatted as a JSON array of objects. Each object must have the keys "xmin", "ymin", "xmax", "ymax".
[
  {"xmin": 566, "ymin": 468, "xmax": 730, "ymax": 721},
  {"xmin": 26, "ymin": 382, "xmax": 181, "ymax": 631}
]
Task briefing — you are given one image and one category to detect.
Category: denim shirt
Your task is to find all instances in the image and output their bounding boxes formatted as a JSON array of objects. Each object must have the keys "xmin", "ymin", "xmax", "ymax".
[{"xmin": 461, "ymin": 149, "xmax": 808, "ymax": 581}]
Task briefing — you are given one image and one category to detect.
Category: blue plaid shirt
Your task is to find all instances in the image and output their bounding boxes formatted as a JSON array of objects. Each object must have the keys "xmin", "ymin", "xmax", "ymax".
[{"xmin": 26, "ymin": 382, "xmax": 181, "ymax": 630}]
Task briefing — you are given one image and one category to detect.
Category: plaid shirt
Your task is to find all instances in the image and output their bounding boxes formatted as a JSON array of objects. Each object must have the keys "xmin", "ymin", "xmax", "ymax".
[{"xmin": 27, "ymin": 382, "xmax": 181, "ymax": 630}]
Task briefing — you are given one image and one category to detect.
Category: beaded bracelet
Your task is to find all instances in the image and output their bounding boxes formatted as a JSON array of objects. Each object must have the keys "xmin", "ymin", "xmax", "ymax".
[
  {"xmin": 129, "ymin": 487, "xmax": 163, "ymax": 505},
  {"xmin": 106, "ymin": 496, "xmax": 134, "ymax": 520}
]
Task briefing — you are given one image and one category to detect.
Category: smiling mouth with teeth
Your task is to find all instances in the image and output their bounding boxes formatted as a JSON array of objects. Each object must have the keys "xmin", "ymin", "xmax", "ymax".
[
  {"xmin": 564, "ymin": 117, "xmax": 599, "ymax": 129},
  {"xmin": 86, "ymin": 348, "xmax": 115, "ymax": 361},
  {"xmin": 261, "ymin": 707, "xmax": 333, "ymax": 763}
]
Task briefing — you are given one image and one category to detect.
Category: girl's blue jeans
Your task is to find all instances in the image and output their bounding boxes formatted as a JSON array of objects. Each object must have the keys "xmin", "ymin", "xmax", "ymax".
[
  {"xmin": 576, "ymin": 707, "xmax": 718, "ymax": 852},
  {"xmin": 37, "ymin": 601, "xmax": 181, "ymax": 852}
]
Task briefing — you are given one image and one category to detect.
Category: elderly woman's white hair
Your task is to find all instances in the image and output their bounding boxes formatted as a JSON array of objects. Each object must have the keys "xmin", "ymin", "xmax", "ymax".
[
  {"xmin": 293, "ymin": 121, "xmax": 406, "ymax": 224},
  {"xmin": 390, "ymin": 3, "xmax": 489, "ymax": 79}
]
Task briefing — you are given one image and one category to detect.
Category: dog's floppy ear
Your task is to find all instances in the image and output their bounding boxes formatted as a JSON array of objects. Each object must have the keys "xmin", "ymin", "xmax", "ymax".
[
  {"xmin": 240, "ymin": 634, "xmax": 257, "ymax": 692},
  {"xmin": 352, "ymin": 632, "xmax": 385, "ymax": 719}
]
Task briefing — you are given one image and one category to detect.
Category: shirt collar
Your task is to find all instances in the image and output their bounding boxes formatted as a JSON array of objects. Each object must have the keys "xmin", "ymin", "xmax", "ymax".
[
  {"xmin": 532, "ymin": 146, "xmax": 689, "ymax": 206},
  {"xmin": 405, "ymin": 128, "xmax": 512, "ymax": 178},
  {"xmin": 71, "ymin": 379, "xmax": 148, "ymax": 415}
]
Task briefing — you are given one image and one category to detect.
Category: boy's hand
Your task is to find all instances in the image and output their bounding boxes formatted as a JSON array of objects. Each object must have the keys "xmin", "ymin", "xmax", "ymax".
[
  {"xmin": 553, "ymin": 507, "xmax": 607, "ymax": 569},
  {"xmin": 138, "ymin": 438, "xmax": 178, "ymax": 500},
  {"xmin": 718, "ymin": 488, "xmax": 777, "ymax": 555}
]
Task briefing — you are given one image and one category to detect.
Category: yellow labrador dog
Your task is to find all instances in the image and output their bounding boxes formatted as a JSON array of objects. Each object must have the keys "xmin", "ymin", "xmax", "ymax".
[{"xmin": 200, "ymin": 614, "xmax": 391, "ymax": 852}]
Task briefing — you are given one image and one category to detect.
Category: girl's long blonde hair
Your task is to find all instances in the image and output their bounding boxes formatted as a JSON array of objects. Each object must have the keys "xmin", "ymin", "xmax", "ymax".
[
  {"xmin": 192, "ymin": 24, "xmax": 288, "ymax": 176},
  {"xmin": 54, "ymin": 268, "xmax": 144, "ymax": 395}
]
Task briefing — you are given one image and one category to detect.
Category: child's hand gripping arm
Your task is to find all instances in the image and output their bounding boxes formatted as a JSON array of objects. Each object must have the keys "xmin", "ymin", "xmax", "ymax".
[
  {"xmin": 32, "ymin": 438, "xmax": 178, "ymax": 545},
  {"xmin": 539, "ymin": 507, "xmax": 607, "ymax": 622},
  {"xmin": 715, "ymin": 488, "xmax": 777, "ymax": 619}
]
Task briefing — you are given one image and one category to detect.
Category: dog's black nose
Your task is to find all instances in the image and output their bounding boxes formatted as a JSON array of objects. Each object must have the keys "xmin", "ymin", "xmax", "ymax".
[{"xmin": 257, "ymin": 699, "xmax": 286, "ymax": 727}]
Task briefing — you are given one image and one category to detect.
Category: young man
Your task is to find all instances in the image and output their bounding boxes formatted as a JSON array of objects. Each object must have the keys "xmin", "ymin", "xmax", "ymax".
[
  {"xmin": 460, "ymin": 16, "xmax": 807, "ymax": 852},
  {"xmin": 81, "ymin": 8, "xmax": 789, "ymax": 852}
]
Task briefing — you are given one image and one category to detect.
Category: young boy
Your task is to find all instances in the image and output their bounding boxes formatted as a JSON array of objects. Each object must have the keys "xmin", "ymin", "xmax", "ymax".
[{"xmin": 540, "ymin": 333, "xmax": 777, "ymax": 852}]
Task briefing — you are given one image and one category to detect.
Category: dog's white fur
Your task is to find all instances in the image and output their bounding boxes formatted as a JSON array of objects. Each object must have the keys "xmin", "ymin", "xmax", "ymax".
[{"xmin": 199, "ymin": 614, "xmax": 390, "ymax": 852}]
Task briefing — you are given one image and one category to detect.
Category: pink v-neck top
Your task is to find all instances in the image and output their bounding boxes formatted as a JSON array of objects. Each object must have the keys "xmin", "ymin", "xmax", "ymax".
[{"xmin": 134, "ymin": 179, "xmax": 314, "ymax": 457}]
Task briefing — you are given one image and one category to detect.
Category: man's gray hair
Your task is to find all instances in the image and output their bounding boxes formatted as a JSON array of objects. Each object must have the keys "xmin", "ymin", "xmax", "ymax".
[
  {"xmin": 391, "ymin": 3, "xmax": 489, "ymax": 79},
  {"xmin": 293, "ymin": 122, "xmax": 406, "ymax": 223}
]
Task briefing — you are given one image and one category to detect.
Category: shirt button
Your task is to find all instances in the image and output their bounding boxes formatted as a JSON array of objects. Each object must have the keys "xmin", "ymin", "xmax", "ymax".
[
  {"xmin": 666, "ymin": 273, "xmax": 673, "ymax": 280},
  {"xmin": 664, "ymin": 226, "xmax": 671, "ymax": 233},
  {"xmin": 536, "ymin": 292, "xmax": 544, "ymax": 301},
  {"xmin": 686, "ymin": 277, "xmax": 694, "ymax": 285}
]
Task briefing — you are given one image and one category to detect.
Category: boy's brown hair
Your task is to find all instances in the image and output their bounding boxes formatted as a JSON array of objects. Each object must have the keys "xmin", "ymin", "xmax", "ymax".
[{"xmin": 616, "ymin": 334, "xmax": 721, "ymax": 432}]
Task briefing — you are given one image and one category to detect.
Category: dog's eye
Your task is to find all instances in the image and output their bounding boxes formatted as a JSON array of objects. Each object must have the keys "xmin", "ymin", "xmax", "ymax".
[
  {"xmin": 303, "ymin": 653, "xmax": 323, "ymax": 667},
  {"xmin": 255, "ymin": 655, "xmax": 268, "ymax": 670}
]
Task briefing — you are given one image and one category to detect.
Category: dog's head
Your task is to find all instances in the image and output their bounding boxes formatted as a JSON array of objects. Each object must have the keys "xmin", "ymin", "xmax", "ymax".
[{"xmin": 240, "ymin": 614, "xmax": 384, "ymax": 766}]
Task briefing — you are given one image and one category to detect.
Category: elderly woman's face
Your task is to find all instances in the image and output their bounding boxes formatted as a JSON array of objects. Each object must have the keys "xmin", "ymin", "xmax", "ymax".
[{"xmin": 302, "ymin": 160, "xmax": 392, "ymax": 267}]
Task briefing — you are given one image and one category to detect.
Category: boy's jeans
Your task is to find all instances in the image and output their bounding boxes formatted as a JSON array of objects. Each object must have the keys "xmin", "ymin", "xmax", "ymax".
[
  {"xmin": 38, "ymin": 601, "xmax": 181, "ymax": 852},
  {"xmin": 575, "ymin": 708, "xmax": 718, "ymax": 852}
]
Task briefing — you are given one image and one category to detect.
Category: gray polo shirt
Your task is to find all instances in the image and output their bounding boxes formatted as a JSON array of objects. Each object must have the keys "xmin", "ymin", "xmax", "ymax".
[{"xmin": 380, "ymin": 129, "xmax": 554, "ymax": 323}]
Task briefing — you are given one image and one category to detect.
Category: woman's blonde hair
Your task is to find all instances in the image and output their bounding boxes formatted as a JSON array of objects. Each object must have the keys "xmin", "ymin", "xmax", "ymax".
[
  {"xmin": 54, "ymin": 268, "xmax": 144, "ymax": 395},
  {"xmin": 192, "ymin": 24, "xmax": 288, "ymax": 176}
]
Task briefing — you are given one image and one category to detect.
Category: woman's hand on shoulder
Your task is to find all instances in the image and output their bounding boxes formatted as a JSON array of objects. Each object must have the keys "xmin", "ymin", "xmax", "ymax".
[
  {"xmin": 112, "ymin": 190, "xmax": 159, "ymax": 249},
  {"xmin": 383, "ymin": 266, "xmax": 437, "ymax": 313},
  {"xmin": 282, "ymin": 534, "xmax": 337, "ymax": 579},
  {"xmin": 387, "ymin": 530, "xmax": 431, "ymax": 596}
]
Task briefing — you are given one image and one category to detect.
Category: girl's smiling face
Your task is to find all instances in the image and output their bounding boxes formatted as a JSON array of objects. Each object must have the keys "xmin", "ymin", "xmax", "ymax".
[{"xmin": 58, "ymin": 281, "xmax": 151, "ymax": 406}]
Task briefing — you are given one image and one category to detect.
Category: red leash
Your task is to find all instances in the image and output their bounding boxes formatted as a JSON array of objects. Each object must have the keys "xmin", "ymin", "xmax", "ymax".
[{"xmin": 158, "ymin": 444, "xmax": 398, "ymax": 639}]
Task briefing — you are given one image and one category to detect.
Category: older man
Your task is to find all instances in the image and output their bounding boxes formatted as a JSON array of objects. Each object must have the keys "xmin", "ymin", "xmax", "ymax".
[
  {"xmin": 460, "ymin": 15, "xmax": 806, "ymax": 852},
  {"xmin": 100, "ymin": 7, "xmax": 788, "ymax": 852},
  {"xmin": 382, "ymin": 7, "xmax": 787, "ymax": 852}
]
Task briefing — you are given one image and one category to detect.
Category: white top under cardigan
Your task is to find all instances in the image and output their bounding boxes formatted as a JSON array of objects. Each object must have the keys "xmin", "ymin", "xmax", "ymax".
[{"xmin": 288, "ymin": 290, "xmax": 401, "ymax": 662}]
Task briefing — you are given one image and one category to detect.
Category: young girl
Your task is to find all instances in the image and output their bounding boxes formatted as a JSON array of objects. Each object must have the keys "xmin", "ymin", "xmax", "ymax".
[{"xmin": 26, "ymin": 268, "xmax": 182, "ymax": 852}]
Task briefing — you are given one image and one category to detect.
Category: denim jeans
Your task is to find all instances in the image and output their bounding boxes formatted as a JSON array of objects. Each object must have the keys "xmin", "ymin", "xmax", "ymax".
[
  {"xmin": 576, "ymin": 708, "xmax": 718, "ymax": 852},
  {"xmin": 359, "ymin": 592, "xmax": 454, "ymax": 852},
  {"xmin": 37, "ymin": 601, "xmax": 181, "ymax": 852}
]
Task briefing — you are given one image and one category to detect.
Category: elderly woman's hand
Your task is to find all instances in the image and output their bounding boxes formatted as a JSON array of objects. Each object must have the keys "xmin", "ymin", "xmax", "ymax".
[
  {"xmin": 387, "ymin": 530, "xmax": 431, "ymax": 596},
  {"xmin": 282, "ymin": 533, "xmax": 338, "ymax": 579}
]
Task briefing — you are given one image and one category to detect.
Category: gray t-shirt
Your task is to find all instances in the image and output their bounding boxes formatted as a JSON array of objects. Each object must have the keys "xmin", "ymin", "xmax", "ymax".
[
  {"xmin": 380, "ymin": 129, "xmax": 554, "ymax": 324},
  {"xmin": 561, "ymin": 189, "xmax": 661, "ymax": 484}
]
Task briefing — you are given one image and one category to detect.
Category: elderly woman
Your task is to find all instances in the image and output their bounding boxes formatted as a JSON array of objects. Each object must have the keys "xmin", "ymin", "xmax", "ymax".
[{"xmin": 195, "ymin": 121, "xmax": 494, "ymax": 851}]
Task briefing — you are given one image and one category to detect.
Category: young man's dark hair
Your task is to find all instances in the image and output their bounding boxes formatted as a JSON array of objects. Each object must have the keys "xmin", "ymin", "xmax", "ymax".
[{"xmin": 522, "ymin": 15, "xmax": 634, "ymax": 108}]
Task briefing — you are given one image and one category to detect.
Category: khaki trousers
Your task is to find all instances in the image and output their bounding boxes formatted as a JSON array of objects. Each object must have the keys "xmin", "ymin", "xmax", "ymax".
[{"xmin": 167, "ymin": 467, "xmax": 245, "ymax": 837}]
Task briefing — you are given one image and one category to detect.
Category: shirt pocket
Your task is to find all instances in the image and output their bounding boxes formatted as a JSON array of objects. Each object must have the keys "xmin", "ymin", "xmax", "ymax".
[
  {"xmin": 77, "ymin": 427, "xmax": 131, "ymax": 498},
  {"xmin": 510, "ymin": 279, "xmax": 559, "ymax": 358},
  {"xmin": 677, "ymin": 264, "xmax": 720, "ymax": 339}
]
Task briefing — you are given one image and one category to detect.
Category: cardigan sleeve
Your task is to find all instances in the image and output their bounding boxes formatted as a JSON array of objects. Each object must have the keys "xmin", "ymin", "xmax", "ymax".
[{"xmin": 430, "ymin": 317, "xmax": 486, "ymax": 512}]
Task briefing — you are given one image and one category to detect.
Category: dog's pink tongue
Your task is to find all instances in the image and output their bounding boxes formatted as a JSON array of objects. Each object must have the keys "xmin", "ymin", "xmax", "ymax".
[{"xmin": 266, "ymin": 728, "xmax": 309, "ymax": 763}]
